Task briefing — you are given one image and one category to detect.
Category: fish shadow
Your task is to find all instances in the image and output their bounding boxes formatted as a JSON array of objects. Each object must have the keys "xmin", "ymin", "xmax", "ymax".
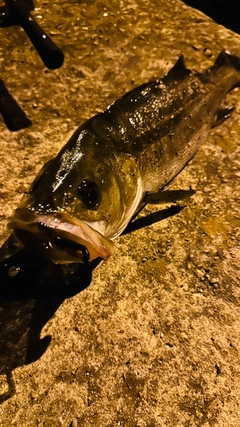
[{"xmin": 0, "ymin": 203, "xmax": 183, "ymax": 403}]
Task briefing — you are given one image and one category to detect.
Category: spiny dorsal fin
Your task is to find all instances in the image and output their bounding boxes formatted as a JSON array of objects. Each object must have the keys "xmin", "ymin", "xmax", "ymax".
[{"xmin": 167, "ymin": 55, "xmax": 190, "ymax": 77}]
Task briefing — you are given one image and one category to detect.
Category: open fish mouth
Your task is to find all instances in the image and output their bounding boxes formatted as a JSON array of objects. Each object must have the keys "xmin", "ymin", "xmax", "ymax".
[{"xmin": 8, "ymin": 208, "xmax": 114, "ymax": 264}]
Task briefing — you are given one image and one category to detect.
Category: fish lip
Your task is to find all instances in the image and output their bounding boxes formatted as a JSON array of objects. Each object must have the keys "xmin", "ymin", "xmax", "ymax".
[
  {"xmin": 8, "ymin": 208, "xmax": 114, "ymax": 263},
  {"xmin": 13, "ymin": 228, "xmax": 91, "ymax": 264}
]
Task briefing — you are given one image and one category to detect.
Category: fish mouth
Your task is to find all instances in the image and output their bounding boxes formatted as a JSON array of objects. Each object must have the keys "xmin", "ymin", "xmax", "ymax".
[{"xmin": 8, "ymin": 208, "xmax": 114, "ymax": 264}]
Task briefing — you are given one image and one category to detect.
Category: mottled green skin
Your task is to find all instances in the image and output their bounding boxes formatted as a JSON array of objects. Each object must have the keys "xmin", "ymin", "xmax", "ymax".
[{"xmin": 13, "ymin": 52, "xmax": 240, "ymax": 244}]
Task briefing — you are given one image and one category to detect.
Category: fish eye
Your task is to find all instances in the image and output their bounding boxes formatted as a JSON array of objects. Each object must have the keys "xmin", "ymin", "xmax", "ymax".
[{"xmin": 77, "ymin": 180, "xmax": 101, "ymax": 209}]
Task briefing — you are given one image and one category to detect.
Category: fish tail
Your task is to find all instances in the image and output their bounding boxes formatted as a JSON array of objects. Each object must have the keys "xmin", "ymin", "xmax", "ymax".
[
  {"xmin": 215, "ymin": 50, "xmax": 240, "ymax": 74},
  {"xmin": 210, "ymin": 50, "xmax": 240, "ymax": 128}
]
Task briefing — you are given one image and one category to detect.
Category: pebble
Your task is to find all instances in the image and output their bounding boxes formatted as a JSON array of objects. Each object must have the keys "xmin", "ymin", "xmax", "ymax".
[
  {"xmin": 203, "ymin": 48, "xmax": 212, "ymax": 57},
  {"xmin": 196, "ymin": 268, "xmax": 205, "ymax": 278},
  {"xmin": 30, "ymin": 391, "xmax": 38, "ymax": 400}
]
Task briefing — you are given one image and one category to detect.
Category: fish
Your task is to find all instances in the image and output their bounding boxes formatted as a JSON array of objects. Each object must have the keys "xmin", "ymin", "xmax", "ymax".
[{"xmin": 3, "ymin": 50, "xmax": 240, "ymax": 264}]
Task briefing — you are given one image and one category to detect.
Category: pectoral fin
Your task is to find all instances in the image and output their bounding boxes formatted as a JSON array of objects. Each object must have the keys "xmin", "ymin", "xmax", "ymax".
[
  {"xmin": 211, "ymin": 106, "xmax": 235, "ymax": 128},
  {"xmin": 144, "ymin": 188, "xmax": 195, "ymax": 205}
]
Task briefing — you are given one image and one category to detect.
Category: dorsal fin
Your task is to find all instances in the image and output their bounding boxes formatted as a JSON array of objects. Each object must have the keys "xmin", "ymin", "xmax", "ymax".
[
  {"xmin": 214, "ymin": 50, "xmax": 240, "ymax": 73},
  {"xmin": 215, "ymin": 50, "xmax": 229, "ymax": 67},
  {"xmin": 167, "ymin": 55, "xmax": 190, "ymax": 77}
]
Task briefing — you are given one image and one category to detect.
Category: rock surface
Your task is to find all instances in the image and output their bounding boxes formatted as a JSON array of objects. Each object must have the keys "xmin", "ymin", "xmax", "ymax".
[{"xmin": 0, "ymin": 0, "xmax": 240, "ymax": 426}]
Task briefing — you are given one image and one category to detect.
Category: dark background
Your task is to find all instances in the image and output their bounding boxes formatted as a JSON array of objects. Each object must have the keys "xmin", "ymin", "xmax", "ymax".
[{"xmin": 183, "ymin": 0, "xmax": 239, "ymax": 34}]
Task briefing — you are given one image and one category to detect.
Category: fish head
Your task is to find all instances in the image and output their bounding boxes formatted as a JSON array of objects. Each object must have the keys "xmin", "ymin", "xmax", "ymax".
[{"xmin": 8, "ymin": 126, "xmax": 140, "ymax": 263}]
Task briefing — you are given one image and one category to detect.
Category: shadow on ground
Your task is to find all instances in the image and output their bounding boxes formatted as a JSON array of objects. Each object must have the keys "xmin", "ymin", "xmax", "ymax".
[
  {"xmin": 0, "ymin": 252, "xmax": 92, "ymax": 403},
  {"xmin": 0, "ymin": 203, "xmax": 184, "ymax": 403}
]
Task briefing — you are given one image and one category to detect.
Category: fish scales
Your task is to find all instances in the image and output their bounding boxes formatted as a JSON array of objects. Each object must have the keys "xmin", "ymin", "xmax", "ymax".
[
  {"xmin": 91, "ymin": 56, "xmax": 238, "ymax": 192},
  {"xmin": 3, "ymin": 50, "xmax": 240, "ymax": 264}
]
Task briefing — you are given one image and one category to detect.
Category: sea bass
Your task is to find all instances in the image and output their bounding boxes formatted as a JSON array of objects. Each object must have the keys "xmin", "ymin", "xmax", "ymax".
[{"xmin": 6, "ymin": 51, "xmax": 240, "ymax": 263}]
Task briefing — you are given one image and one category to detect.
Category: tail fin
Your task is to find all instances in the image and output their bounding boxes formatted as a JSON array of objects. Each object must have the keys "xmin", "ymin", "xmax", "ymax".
[
  {"xmin": 211, "ymin": 50, "xmax": 240, "ymax": 128},
  {"xmin": 215, "ymin": 50, "xmax": 240, "ymax": 72}
]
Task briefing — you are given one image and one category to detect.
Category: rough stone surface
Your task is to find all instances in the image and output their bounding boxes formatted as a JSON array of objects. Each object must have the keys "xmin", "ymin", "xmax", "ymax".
[{"xmin": 0, "ymin": 0, "xmax": 240, "ymax": 426}]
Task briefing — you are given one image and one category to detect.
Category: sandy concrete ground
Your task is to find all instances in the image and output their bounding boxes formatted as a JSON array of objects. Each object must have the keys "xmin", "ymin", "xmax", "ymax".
[{"xmin": 0, "ymin": 0, "xmax": 240, "ymax": 426}]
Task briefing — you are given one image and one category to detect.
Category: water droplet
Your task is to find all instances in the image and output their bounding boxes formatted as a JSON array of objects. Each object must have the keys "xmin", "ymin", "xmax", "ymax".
[{"xmin": 8, "ymin": 266, "xmax": 21, "ymax": 277}]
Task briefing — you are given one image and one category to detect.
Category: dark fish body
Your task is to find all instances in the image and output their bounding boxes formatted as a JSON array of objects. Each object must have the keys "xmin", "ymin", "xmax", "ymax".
[{"xmin": 5, "ymin": 51, "xmax": 240, "ymax": 263}]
